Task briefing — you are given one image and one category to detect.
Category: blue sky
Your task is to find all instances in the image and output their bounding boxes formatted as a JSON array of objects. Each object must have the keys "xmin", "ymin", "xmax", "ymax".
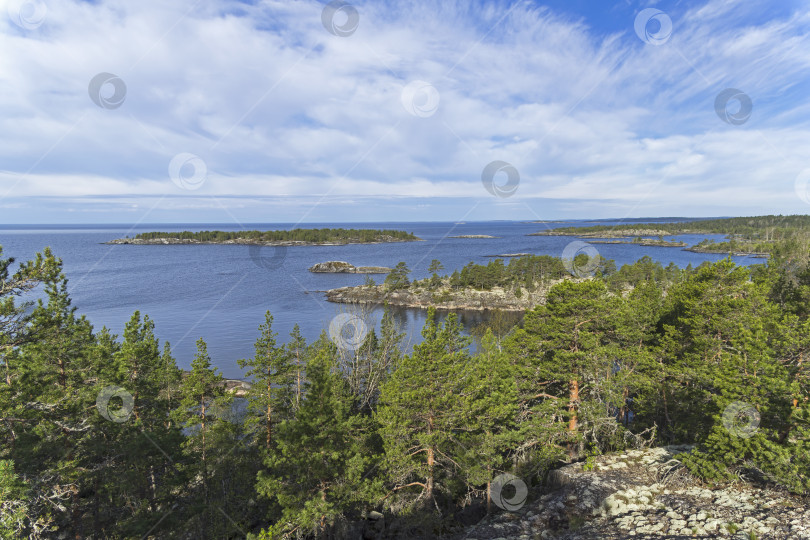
[{"xmin": 1, "ymin": 0, "xmax": 810, "ymax": 223}]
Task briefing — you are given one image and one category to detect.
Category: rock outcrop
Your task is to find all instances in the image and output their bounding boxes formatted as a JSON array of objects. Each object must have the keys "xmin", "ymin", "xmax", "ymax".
[
  {"xmin": 309, "ymin": 261, "xmax": 392, "ymax": 274},
  {"xmin": 324, "ymin": 282, "xmax": 559, "ymax": 312},
  {"xmin": 459, "ymin": 446, "xmax": 810, "ymax": 539}
]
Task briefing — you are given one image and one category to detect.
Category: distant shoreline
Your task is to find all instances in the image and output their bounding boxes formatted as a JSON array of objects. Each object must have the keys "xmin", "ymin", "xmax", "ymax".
[{"xmin": 103, "ymin": 237, "xmax": 422, "ymax": 247}]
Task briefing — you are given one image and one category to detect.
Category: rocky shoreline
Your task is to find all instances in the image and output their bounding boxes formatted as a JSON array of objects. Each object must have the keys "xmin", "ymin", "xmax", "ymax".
[
  {"xmin": 324, "ymin": 282, "xmax": 561, "ymax": 312},
  {"xmin": 528, "ymin": 229, "xmax": 674, "ymax": 238},
  {"xmin": 589, "ymin": 239, "xmax": 688, "ymax": 247},
  {"xmin": 458, "ymin": 446, "xmax": 810, "ymax": 539},
  {"xmin": 685, "ymin": 246, "xmax": 769, "ymax": 257},
  {"xmin": 309, "ymin": 261, "xmax": 392, "ymax": 274}
]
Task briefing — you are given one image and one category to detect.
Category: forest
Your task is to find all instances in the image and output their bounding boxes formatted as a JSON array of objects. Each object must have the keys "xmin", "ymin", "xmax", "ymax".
[
  {"xmin": 537, "ymin": 214, "xmax": 810, "ymax": 254},
  {"xmin": 129, "ymin": 229, "xmax": 420, "ymax": 244},
  {"xmin": 1, "ymin": 242, "xmax": 809, "ymax": 539}
]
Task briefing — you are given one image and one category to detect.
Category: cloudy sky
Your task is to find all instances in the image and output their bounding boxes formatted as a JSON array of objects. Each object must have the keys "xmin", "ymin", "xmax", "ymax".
[{"xmin": 1, "ymin": 0, "xmax": 809, "ymax": 224}]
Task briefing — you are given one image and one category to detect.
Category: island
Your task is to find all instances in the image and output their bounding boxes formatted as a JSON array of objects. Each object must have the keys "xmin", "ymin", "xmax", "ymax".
[
  {"xmin": 529, "ymin": 228, "xmax": 672, "ymax": 238},
  {"xmin": 309, "ymin": 261, "xmax": 392, "ymax": 274},
  {"xmin": 685, "ymin": 240, "xmax": 769, "ymax": 258},
  {"xmin": 324, "ymin": 254, "xmax": 601, "ymax": 312},
  {"xmin": 527, "ymin": 215, "xmax": 809, "ymax": 255},
  {"xmin": 105, "ymin": 228, "xmax": 422, "ymax": 246},
  {"xmin": 449, "ymin": 234, "xmax": 499, "ymax": 239},
  {"xmin": 484, "ymin": 252, "xmax": 532, "ymax": 257},
  {"xmin": 588, "ymin": 237, "xmax": 688, "ymax": 247}
]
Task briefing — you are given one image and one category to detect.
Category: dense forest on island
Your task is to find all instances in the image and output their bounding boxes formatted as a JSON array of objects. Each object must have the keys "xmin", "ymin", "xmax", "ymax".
[
  {"xmin": 533, "ymin": 214, "xmax": 810, "ymax": 254},
  {"xmin": 1, "ymin": 241, "xmax": 809, "ymax": 539},
  {"xmin": 126, "ymin": 228, "xmax": 420, "ymax": 244}
]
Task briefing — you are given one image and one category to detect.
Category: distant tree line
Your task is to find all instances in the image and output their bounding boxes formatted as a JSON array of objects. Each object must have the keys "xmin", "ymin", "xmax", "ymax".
[
  {"xmin": 543, "ymin": 214, "xmax": 810, "ymax": 253},
  {"xmin": 133, "ymin": 228, "xmax": 420, "ymax": 244}
]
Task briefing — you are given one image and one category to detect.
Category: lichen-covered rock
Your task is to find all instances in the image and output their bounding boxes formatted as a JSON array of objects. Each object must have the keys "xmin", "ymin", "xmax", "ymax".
[{"xmin": 456, "ymin": 446, "xmax": 810, "ymax": 539}]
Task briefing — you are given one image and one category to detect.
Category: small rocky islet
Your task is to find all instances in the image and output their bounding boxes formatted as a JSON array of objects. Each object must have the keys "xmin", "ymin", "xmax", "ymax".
[{"xmin": 309, "ymin": 261, "xmax": 392, "ymax": 274}]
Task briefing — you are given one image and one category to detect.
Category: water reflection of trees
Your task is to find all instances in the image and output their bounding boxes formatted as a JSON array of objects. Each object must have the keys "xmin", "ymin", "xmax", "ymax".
[{"xmin": 379, "ymin": 305, "xmax": 524, "ymax": 352}]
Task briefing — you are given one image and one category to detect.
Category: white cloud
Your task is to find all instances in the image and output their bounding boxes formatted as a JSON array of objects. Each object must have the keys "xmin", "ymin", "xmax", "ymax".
[{"xmin": 0, "ymin": 0, "xmax": 809, "ymax": 222}]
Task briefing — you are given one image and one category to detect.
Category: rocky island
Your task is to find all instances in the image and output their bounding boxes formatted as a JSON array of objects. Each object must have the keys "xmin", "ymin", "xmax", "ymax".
[
  {"xmin": 449, "ymin": 234, "xmax": 499, "ymax": 239},
  {"xmin": 325, "ymin": 280, "xmax": 558, "ymax": 312},
  {"xmin": 309, "ymin": 261, "xmax": 392, "ymax": 274},
  {"xmin": 529, "ymin": 228, "xmax": 672, "ymax": 239},
  {"xmin": 105, "ymin": 227, "xmax": 422, "ymax": 246},
  {"xmin": 323, "ymin": 254, "xmax": 611, "ymax": 312},
  {"xmin": 589, "ymin": 238, "xmax": 688, "ymax": 247}
]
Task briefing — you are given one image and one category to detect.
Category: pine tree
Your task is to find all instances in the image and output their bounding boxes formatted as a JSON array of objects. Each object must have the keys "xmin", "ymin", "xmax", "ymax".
[
  {"xmin": 173, "ymin": 338, "xmax": 230, "ymax": 538},
  {"xmin": 661, "ymin": 260, "xmax": 809, "ymax": 493},
  {"xmin": 459, "ymin": 329, "xmax": 519, "ymax": 513},
  {"xmin": 376, "ymin": 308, "xmax": 471, "ymax": 509},
  {"xmin": 286, "ymin": 324, "xmax": 308, "ymax": 414},
  {"xmin": 12, "ymin": 264, "xmax": 97, "ymax": 534},
  {"xmin": 256, "ymin": 336, "xmax": 371, "ymax": 538},
  {"xmin": 384, "ymin": 262, "xmax": 411, "ymax": 290},
  {"xmin": 238, "ymin": 311, "xmax": 291, "ymax": 451},
  {"xmin": 506, "ymin": 279, "xmax": 616, "ymax": 459}
]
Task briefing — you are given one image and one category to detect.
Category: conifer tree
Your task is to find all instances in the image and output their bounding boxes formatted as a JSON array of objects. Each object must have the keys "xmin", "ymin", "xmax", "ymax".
[
  {"xmin": 256, "ymin": 335, "xmax": 370, "ymax": 538},
  {"xmin": 238, "ymin": 311, "xmax": 291, "ymax": 451},
  {"xmin": 173, "ymin": 338, "xmax": 230, "ymax": 538},
  {"xmin": 376, "ymin": 308, "xmax": 471, "ymax": 508},
  {"xmin": 459, "ymin": 329, "xmax": 519, "ymax": 513},
  {"xmin": 286, "ymin": 324, "xmax": 308, "ymax": 414}
]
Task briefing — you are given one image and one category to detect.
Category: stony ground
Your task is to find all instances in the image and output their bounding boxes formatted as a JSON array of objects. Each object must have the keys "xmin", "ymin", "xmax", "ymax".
[{"xmin": 460, "ymin": 446, "xmax": 810, "ymax": 540}]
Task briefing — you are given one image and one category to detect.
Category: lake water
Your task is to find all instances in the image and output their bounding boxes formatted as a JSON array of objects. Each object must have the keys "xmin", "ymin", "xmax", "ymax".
[{"xmin": 0, "ymin": 220, "xmax": 761, "ymax": 378}]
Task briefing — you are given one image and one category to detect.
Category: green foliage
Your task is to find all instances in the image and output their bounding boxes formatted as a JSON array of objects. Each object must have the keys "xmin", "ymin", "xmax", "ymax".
[
  {"xmin": 384, "ymin": 261, "xmax": 411, "ymax": 290},
  {"xmin": 133, "ymin": 228, "xmax": 420, "ymax": 244},
  {"xmin": 0, "ymin": 460, "xmax": 53, "ymax": 538},
  {"xmin": 255, "ymin": 339, "xmax": 375, "ymax": 538},
  {"xmin": 238, "ymin": 312, "xmax": 293, "ymax": 451},
  {"xmin": 376, "ymin": 308, "xmax": 474, "ymax": 510}
]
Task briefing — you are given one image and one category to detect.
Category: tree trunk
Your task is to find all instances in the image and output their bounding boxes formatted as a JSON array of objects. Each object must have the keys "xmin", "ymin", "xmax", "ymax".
[
  {"xmin": 568, "ymin": 379, "xmax": 579, "ymax": 432},
  {"xmin": 486, "ymin": 478, "xmax": 492, "ymax": 514},
  {"xmin": 201, "ymin": 397, "xmax": 209, "ymax": 509},
  {"xmin": 266, "ymin": 378, "xmax": 273, "ymax": 450},
  {"xmin": 426, "ymin": 414, "xmax": 435, "ymax": 501}
]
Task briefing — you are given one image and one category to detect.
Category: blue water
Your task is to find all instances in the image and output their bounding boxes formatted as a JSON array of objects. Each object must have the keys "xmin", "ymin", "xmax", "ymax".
[{"xmin": 0, "ymin": 220, "xmax": 759, "ymax": 378}]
